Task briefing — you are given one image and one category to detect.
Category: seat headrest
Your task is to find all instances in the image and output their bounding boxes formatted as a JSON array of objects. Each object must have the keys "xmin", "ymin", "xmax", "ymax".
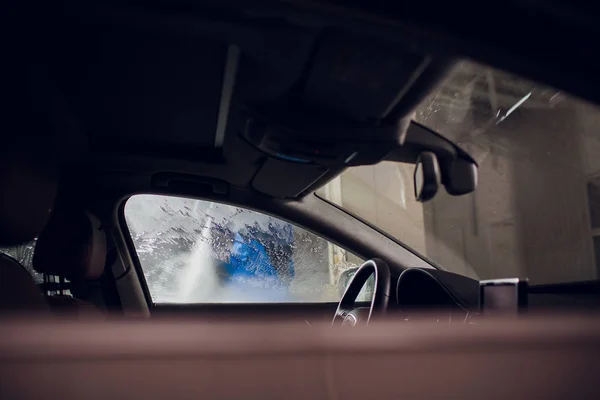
[
  {"xmin": 0, "ymin": 148, "xmax": 58, "ymax": 246},
  {"xmin": 33, "ymin": 205, "xmax": 107, "ymax": 282}
]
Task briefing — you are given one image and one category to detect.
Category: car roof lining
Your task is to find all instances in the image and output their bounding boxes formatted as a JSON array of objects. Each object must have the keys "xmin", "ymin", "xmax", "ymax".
[
  {"xmin": 10, "ymin": 0, "xmax": 600, "ymax": 207},
  {"xmin": 14, "ymin": 1, "xmax": 459, "ymax": 201}
]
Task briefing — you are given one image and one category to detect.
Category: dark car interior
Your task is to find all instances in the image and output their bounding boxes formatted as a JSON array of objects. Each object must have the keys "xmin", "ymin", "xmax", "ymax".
[
  {"xmin": 2, "ymin": 0, "xmax": 600, "ymax": 316},
  {"xmin": 2, "ymin": 0, "xmax": 600, "ymax": 398}
]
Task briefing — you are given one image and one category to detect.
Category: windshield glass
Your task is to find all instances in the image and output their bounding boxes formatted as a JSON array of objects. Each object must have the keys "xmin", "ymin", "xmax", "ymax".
[{"xmin": 319, "ymin": 60, "xmax": 600, "ymax": 285}]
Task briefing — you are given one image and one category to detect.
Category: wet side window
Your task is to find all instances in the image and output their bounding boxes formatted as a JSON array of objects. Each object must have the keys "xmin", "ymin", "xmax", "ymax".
[
  {"xmin": 124, "ymin": 194, "xmax": 371, "ymax": 304},
  {"xmin": 0, "ymin": 241, "xmax": 43, "ymax": 283}
]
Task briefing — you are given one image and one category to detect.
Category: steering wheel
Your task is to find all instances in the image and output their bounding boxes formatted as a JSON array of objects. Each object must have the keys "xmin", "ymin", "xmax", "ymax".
[{"xmin": 332, "ymin": 258, "xmax": 391, "ymax": 326}]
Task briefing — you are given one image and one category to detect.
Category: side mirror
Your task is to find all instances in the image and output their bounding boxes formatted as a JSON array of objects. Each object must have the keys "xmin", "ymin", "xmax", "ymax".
[{"xmin": 414, "ymin": 152, "xmax": 441, "ymax": 202}]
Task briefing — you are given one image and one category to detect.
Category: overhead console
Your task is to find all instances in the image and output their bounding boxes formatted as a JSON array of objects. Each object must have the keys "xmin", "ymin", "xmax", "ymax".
[{"xmin": 241, "ymin": 30, "xmax": 456, "ymax": 197}]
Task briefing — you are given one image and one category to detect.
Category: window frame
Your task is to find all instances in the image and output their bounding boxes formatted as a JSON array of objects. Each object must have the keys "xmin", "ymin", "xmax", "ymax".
[{"xmin": 119, "ymin": 193, "xmax": 372, "ymax": 308}]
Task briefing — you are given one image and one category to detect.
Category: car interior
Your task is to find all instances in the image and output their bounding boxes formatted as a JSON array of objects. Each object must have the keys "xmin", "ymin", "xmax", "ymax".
[{"xmin": 2, "ymin": 0, "xmax": 600, "ymax": 398}]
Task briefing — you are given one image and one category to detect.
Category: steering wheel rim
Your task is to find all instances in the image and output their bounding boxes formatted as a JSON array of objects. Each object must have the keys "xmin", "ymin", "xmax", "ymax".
[{"xmin": 332, "ymin": 258, "xmax": 391, "ymax": 326}]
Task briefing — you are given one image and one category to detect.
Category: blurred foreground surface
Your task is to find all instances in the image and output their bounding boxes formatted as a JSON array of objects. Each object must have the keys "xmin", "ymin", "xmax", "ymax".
[{"xmin": 1, "ymin": 315, "xmax": 599, "ymax": 399}]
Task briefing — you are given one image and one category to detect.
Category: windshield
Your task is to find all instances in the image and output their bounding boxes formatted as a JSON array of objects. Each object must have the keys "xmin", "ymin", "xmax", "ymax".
[{"xmin": 319, "ymin": 60, "xmax": 600, "ymax": 285}]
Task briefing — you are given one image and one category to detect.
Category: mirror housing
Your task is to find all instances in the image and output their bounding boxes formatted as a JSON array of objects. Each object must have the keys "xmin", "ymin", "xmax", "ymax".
[
  {"xmin": 445, "ymin": 157, "xmax": 478, "ymax": 195},
  {"xmin": 414, "ymin": 152, "xmax": 441, "ymax": 202},
  {"xmin": 386, "ymin": 121, "xmax": 478, "ymax": 198}
]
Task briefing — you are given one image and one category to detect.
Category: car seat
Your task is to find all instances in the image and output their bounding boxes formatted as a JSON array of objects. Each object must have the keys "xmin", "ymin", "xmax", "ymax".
[
  {"xmin": 32, "ymin": 201, "xmax": 107, "ymax": 317},
  {"xmin": 0, "ymin": 146, "xmax": 57, "ymax": 313}
]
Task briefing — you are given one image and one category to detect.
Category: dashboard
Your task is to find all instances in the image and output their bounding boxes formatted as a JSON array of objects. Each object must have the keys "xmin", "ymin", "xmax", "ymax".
[
  {"xmin": 394, "ymin": 268, "xmax": 478, "ymax": 323},
  {"xmin": 337, "ymin": 260, "xmax": 481, "ymax": 326},
  {"xmin": 392, "ymin": 266, "xmax": 600, "ymax": 321}
]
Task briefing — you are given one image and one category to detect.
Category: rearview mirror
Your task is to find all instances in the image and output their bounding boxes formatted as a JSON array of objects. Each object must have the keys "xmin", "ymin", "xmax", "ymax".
[
  {"xmin": 386, "ymin": 122, "xmax": 478, "ymax": 198},
  {"xmin": 414, "ymin": 152, "xmax": 441, "ymax": 202}
]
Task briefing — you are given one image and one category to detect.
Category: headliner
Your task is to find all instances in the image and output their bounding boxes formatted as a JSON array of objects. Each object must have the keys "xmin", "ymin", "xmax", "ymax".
[{"xmin": 6, "ymin": 0, "xmax": 600, "ymax": 203}]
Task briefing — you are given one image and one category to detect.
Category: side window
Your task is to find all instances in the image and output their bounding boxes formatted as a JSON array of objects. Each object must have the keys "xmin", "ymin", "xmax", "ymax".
[
  {"xmin": 124, "ymin": 194, "xmax": 371, "ymax": 304},
  {"xmin": 0, "ymin": 241, "xmax": 43, "ymax": 283}
]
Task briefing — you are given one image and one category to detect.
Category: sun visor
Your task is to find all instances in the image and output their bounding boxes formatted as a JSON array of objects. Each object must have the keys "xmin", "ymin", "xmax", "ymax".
[
  {"xmin": 252, "ymin": 158, "xmax": 328, "ymax": 198},
  {"xmin": 242, "ymin": 105, "xmax": 408, "ymax": 169},
  {"xmin": 239, "ymin": 30, "xmax": 452, "ymax": 172},
  {"xmin": 303, "ymin": 31, "xmax": 426, "ymax": 120}
]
